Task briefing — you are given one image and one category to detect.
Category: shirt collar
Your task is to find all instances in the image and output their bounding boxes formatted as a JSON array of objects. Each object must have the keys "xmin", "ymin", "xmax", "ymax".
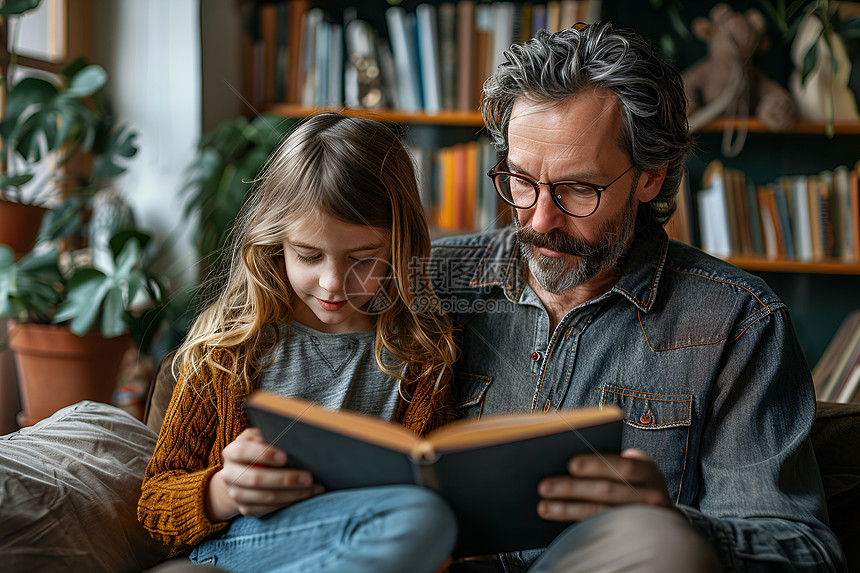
[
  {"xmin": 472, "ymin": 225, "xmax": 668, "ymax": 312},
  {"xmin": 611, "ymin": 225, "xmax": 668, "ymax": 313}
]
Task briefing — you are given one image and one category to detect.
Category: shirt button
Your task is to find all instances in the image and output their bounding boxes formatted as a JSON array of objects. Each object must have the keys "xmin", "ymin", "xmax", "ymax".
[
  {"xmin": 640, "ymin": 411, "xmax": 653, "ymax": 425},
  {"xmin": 531, "ymin": 351, "xmax": 541, "ymax": 362}
]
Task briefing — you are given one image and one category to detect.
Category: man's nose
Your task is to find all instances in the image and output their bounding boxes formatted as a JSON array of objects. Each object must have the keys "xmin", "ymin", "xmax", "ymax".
[{"xmin": 528, "ymin": 184, "xmax": 567, "ymax": 234}]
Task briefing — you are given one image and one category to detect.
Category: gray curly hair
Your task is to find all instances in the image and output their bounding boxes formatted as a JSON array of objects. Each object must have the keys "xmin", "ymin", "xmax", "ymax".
[{"xmin": 481, "ymin": 22, "xmax": 693, "ymax": 227}]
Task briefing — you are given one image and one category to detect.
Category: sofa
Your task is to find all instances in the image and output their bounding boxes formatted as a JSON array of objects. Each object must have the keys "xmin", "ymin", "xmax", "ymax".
[{"xmin": 1, "ymin": 356, "xmax": 858, "ymax": 572}]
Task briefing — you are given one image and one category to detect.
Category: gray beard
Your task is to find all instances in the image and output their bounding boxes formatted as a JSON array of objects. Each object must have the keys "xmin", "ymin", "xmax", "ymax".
[{"xmin": 515, "ymin": 190, "xmax": 637, "ymax": 295}]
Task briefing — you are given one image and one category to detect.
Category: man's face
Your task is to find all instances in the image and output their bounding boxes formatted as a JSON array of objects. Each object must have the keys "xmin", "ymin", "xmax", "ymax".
[{"xmin": 507, "ymin": 89, "xmax": 651, "ymax": 294}]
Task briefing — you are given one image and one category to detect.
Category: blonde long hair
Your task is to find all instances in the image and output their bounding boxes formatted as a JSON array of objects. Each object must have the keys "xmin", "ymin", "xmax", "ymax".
[{"xmin": 177, "ymin": 113, "xmax": 457, "ymax": 402}]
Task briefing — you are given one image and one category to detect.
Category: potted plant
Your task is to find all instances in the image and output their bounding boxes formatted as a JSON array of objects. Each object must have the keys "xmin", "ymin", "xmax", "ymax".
[
  {"xmin": 0, "ymin": 30, "xmax": 164, "ymax": 424},
  {"xmin": 0, "ymin": 230, "xmax": 167, "ymax": 426},
  {"xmin": 0, "ymin": 0, "xmax": 52, "ymax": 256},
  {"xmin": 181, "ymin": 113, "xmax": 293, "ymax": 275}
]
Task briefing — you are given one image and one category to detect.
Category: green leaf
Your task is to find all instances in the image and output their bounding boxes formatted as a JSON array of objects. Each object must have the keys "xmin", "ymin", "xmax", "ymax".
[
  {"xmin": 108, "ymin": 229, "xmax": 150, "ymax": 256},
  {"xmin": 39, "ymin": 201, "xmax": 85, "ymax": 242},
  {"xmin": 92, "ymin": 125, "xmax": 138, "ymax": 179},
  {"xmin": 54, "ymin": 269, "xmax": 109, "ymax": 334},
  {"xmin": 0, "ymin": 0, "xmax": 42, "ymax": 16},
  {"xmin": 100, "ymin": 287, "xmax": 126, "ymax": 338},
  {"xmin": 5, "ymin": 77, "xmax": 58, "ymax": 122},
  {"xmin": 65, "ymin": 65, "xmax": 108, "ymax": 98},
  {"xmin": 0, "ymin": 246, "xmax": 64, "ymax": 321},
  {"xmin": 0, "ymin": 173, "xmax": 34, "ymax": 188},
  {"xmin": 60, "ymin": 57, "xmax": 89, "ymax": 81},
  {"xmin": 800, "ymin": 40, "xmax": 819, "ymax": 86},
  {"xmin": 113, "ymin": 238, "xmax": 141, "ymax": 277}
]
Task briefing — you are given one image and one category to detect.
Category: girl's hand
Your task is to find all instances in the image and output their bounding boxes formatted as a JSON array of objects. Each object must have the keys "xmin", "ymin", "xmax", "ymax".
[{"xmin": 206, "ymin": 428, "xmax": 323, "ymax": 521}]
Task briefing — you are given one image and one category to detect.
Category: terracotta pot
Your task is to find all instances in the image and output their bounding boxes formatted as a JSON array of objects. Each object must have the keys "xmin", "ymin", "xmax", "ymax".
[
  {"xmin": 8, "ymin": 322, "xmax": 133, "ymax": 426},
  {"xmin": 0, "ymin": 199, "xmax": 48, "ymax": 257}
]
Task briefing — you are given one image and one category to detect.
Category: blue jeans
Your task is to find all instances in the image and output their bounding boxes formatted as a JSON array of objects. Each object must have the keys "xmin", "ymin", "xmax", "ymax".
[{"xmin": 189, "ymin": 485, "xmax": 456, "ymax": 573}]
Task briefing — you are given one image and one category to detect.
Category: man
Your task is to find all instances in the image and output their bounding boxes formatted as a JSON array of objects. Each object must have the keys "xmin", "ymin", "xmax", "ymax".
[{"xmin": 431, "ymin": 22, "xmax": 846, "ymax": 572}]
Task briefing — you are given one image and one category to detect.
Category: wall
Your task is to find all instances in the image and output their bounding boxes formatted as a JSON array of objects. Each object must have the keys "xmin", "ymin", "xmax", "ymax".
[{"xmin": 92, "ymin": 0, "xmax": 202, "ymax": 288}]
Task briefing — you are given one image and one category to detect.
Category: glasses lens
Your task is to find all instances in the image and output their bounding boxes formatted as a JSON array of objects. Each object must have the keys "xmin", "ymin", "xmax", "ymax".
[
  {"xmin": 554, "ymin": 183, "xmax": 599, "ymax": 216},
  {"xmin": 495, "ymin": 173, "xmax": 536, "ymax": 208}
]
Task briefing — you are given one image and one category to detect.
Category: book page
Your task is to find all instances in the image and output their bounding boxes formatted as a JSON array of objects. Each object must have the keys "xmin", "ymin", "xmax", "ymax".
[{"xmin": 426, "ymin": 406, "xmax": 621, "ymax": 452}]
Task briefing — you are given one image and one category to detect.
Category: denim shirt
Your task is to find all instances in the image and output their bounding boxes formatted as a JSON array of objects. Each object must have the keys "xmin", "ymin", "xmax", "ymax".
[{"xmin": 430, "ymin": 225, "xmax": 846, "ymax": 572}]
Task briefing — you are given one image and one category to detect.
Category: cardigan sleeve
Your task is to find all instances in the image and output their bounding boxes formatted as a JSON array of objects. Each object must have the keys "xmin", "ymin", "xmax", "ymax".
[{"xmin": 137, "ymin": 351, "xmax": 245, "ymax": 552}]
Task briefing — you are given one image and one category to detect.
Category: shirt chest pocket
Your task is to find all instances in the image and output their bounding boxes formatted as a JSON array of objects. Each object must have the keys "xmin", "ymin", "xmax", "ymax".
[
  {"xmin": 453, "ymin": 372, "xmax": 493, "ymax": 419},
  {"xmin": 601, "ymin": 384, "xmax": 693, "ymax": 502}
]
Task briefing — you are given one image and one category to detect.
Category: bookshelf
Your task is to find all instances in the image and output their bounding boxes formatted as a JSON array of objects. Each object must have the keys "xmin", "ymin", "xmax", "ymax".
[{"xmin": 234, "ymin": 0, "xmax": 860, "ymax": 368}]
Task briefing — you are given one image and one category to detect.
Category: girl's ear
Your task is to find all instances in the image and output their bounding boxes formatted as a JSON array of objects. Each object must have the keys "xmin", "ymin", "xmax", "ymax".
[{"xmin": 635, "ymin": 165, "xmax": 668, "ymax": 203}]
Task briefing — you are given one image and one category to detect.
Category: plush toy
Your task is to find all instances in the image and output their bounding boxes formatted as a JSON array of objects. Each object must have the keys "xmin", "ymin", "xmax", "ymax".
[{"xmin": 683, "ymin": 3, "xmax": 797, "ymax": 145}]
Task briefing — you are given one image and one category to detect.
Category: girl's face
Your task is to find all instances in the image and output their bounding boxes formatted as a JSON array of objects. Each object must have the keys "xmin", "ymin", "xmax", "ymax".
[{"xmin": 283, "ymin": 214, "xmax": 392, "ymax": 333}]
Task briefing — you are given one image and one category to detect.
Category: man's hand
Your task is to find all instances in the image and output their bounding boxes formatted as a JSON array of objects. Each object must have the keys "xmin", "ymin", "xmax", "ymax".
[
  {"xmin": 537, "ymin": 448, "xmax": 672, "ymax": 521},
  {"xmin": 206, "ymin": 428, "xmax": 323, "ymax": 521}
]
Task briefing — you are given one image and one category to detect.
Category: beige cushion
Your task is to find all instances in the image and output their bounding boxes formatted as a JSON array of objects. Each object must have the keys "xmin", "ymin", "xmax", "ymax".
[
  {"xmin": 144, "ymin": 351, "xmax": 178, "ymax": 434},
  {"xmin": 0, "ymin": 400, "xmax": 170, "ymax": 572}
]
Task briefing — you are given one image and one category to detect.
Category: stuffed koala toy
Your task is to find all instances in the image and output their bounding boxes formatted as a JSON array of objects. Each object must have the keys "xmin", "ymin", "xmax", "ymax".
[{"xmin": 683, "ymin": 3, "xmax": 796, "ymax": 134}]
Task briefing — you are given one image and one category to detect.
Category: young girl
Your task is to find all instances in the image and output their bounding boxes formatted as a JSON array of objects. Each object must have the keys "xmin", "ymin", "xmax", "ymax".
[{"xmin": 138, "ymin": 113, "xmax": 458, "ymax": 572}]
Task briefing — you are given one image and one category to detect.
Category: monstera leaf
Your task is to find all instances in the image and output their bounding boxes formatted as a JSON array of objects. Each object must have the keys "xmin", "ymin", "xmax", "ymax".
[
  {"xmin": 1, "ymin": 65, "xmax": 107, "ymax": 165},
  {"xmin": 0, "ymin": 245, "xmax": 64, "ymax": 323},
  {"xmin": 53, "ymin": 236, "xmax": 150, "ymax": 338}
]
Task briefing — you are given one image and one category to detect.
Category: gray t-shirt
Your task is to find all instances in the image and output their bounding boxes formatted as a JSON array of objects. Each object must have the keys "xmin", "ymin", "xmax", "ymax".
[{"xmin": 259, "ymin": 322, "xmax": 400, "ymax": 420}]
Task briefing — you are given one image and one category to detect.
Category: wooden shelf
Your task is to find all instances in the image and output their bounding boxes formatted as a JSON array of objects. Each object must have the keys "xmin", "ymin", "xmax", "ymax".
[
  {"xmin": 699, "ymin": 118, "xmax": 860, "ymax": 135},
  {"xmin": 265, "ymin": 105, "xmax": 486, "ymax": 127},
  {"xmin": 726, "ymin": 256, "xmax": 860, "ymax": 275},
  {"xmin": 265, "ymin": 106, "xmax": 860, "ymax": 134}
]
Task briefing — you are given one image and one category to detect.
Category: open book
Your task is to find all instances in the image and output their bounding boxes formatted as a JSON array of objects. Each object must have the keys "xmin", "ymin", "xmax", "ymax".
[{"xmin": 244, "ymin": 390, "xmax": 623, "ymax": 556}]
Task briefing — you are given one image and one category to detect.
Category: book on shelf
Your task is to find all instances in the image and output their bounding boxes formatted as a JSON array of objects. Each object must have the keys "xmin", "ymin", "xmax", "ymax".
[
  {"xmin": 772, "ymin": 180, "xmax": 796, "ymax": 258},
  {"xmin": 274, "ymin": 2, "xmax": 288, "ymax": 103},
  {"xmin": 729, "ymin": 167, "xmax": 752, "ymax": 255},
  {"xmin": 438, "ymin": 3, "xmax": 457, "ymax": 111},
  {"xmin": 456, "ymin": 0, "xmax": 476, "ymax": 111},
  {"xmin": 813, "ymin": 310, "xmax": 860, "ymax": 403},
  {"xmin": 259, "ymin": 2, "xmax": 279, "ymax": 105},
  {"xmin": 490, "ymin": 3, "xmax": 515, "ymax": 79},
  {"xmin": 285, "ymin": 0, "xmax": 310, "ymax": 105},
  {"xmin": 474, "ymin": 4, "xmax": 493, "ymax": 106},
  {"xmin": 300, "ymin": 8, "xmax": 323, "ymax": 107},
  {"xmin": 327, "ymin": 23, "xmax": 343, "ymax": 107},
  {"xmin": 560, "ymin": 0, "xmax": 579, "ymax": 28},
  {"xmin": 665, "ymin": 168, "xmax": 693, "ymax": 245},
  {"xmin": 687, "ymin": 160, "xmax": 860, "ymax": 264},
  {"xmin": 312, "ymin": 20, "xmax": 331, "ymax": 107},
  {"xmin": 745, "ymin": 178, "xmax": 764, "ymax": 256},
  {"xmin": 807, "ymin": 174, "xmax": 826, "ymax": 261},
  {"xmin": 757, "ymin": 184, "xmax": 785, "ymax": 259},
  {"xmin": 531, "ymin": 4, "xmax": 548, "ymax": 37},
  {"xmin": 416, "ymin": 3, "xmax": 443, "ymax": 113},
  {"xmin": 244, "ymin": 390, "xmax": 623, "ymax": 556},
  {"xmin": 386, "ymin": 6, "xmax": 422, "ymax": 111},
  {"xmin": 787, "ymin": 175, "xmax": 813, "ymax": 261},
  {"xmin": 833, "ymin": 165, "xmax": 855, "ymax": 262},
  {"xmin": 518, "ymin": 2, "xmax": 533, "ymax": 43},
  {"xmin": 851, "ymin": 166, "xmax": 860, "ymax": 263},
  {"xmin": 546, "ymin": 1, "xmax": 562, "ymax": 33},
  {"xmin": 697, "ymin": 160, "xmax": 732, "ymax": 258}
]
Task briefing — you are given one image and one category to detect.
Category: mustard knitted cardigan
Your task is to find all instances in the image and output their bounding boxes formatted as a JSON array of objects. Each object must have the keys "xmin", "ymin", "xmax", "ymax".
[{"xmin": 138, "ymin": 349, "xmax": 453, "ymax": 554}]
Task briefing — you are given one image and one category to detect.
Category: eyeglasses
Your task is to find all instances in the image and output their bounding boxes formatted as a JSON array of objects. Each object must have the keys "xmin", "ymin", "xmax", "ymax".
[{"xmin": 487, "ymin": 157, "xmax": 636, "ymax": 218}]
